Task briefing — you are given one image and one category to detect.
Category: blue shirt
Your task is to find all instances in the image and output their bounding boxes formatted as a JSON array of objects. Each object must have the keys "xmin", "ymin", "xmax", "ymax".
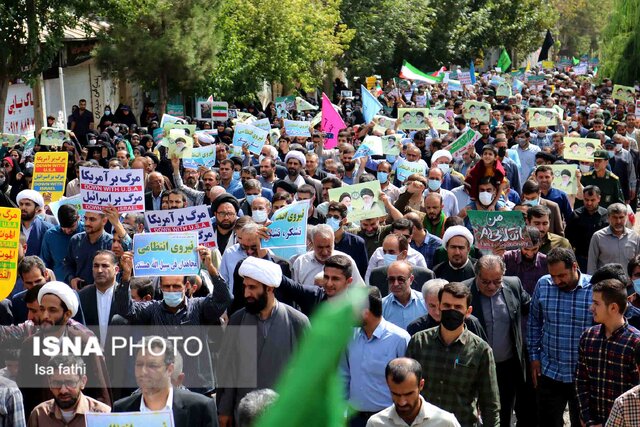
[
  {"xmin": 64, "ymin": 230, "xmax": 132, "ymax": 284},
  {"xmin": 223, "ymin": 179, "xmax": 244, "ymax": 199},
  {"xmin": 341, "ymin": 319, "xmax": 411, "ymax": 411},
  {"xmin": 411, "ymin": 233, "xmax": 443, "ymax": 269},
  {"xmin": 219, "ymin": 243, "xmax": 247, "ymax": 296},
  {"xmin": 40, "ymin": 222, "xmax": 85, "ymax": 280},
  {"xmin": 382, "ymin": 289, "xmax": 427, "ymax": 330},
  {"xmin": 542, "ymin": 187, "xmax": 573, "ymax": 220},
  {"xmin": 527, "ymin": 273, "xmax": 593, "ymax": 383}
]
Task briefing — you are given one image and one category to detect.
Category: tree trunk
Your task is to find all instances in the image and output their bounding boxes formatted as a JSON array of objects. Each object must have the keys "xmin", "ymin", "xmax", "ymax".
[
  {"xmin": 0, "ymin": 78, "xmax": 9, "ymax": 134},
  {"xmin": 159, "ymin": 71, "xmax": 168, "ymax": 116}
]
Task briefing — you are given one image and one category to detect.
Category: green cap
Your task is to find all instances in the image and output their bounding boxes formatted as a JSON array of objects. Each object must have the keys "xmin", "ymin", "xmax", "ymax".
[{"xmin": 593, "ymin": 149, "xmax": 609, "ymax": 160}]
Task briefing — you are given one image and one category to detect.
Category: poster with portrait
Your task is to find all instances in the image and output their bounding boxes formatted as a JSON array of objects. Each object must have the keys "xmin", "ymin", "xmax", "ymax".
[
  {"xmin": 612, "ymin": 85, "xmax": 635, "ymax": 103},
  {"xmin": 463, "ymin": 101, "xmax": 491, "ymax": 122},
  {"xmin": 563, "ymin": 137, "xmax": 601, "ymax": 162},
  {"xmin": 426, "ymin": 109, "xmax": 449, "ymax": 131},
  {"xmin": 40, "ymin": 128, "xmax": 69, "ymax": 146},
  {"xmin": 328, "ymin": 181, "xmax": 386, "ymax": 222},
  {"xmin": 196, "ymin": 101, "xmax": 212, "ymax": 120},
  {"xmin": 398, "ymin": 108, "xmax": 428, "ymax": 130},
  {"xmin": 528, "ymin": 108, "xmax": 557, "ymax": 128},
  {"xmin": 549, "ymin": 164, "xmax": 578, "ymax": 195}
]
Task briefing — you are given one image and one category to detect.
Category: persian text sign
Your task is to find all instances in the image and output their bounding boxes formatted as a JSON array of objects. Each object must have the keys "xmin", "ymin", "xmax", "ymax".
[{"xmin": 80, "ymin": 167, "xmax": 144, "ymax": 213}]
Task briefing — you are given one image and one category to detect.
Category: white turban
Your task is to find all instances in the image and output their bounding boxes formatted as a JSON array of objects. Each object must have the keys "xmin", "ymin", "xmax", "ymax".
[
  {"xmin": 239, "ymin": 257, "xmax": 282, "ymax": 288},
  {"xmin": 431, "ymin": 150, "xmax": 453, "ymax": 163},
  {"xmin": 16, "ymin": 189, "xmax": 44, "ymax": 207},
  {"xmin": 284, "ymin": 150, "xmax": 306, "ymax": 167},
  {"xmin": 442, "ymin": 225, "xmax": 474, "ymax": 248},
  {"xmin": 38, "ymin": 281, "xmax": 79, "ymax": 317}
]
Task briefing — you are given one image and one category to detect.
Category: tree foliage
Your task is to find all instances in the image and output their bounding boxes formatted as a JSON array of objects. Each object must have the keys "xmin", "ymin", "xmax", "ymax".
[
  {"xmin": 600, "ymin": 0, "xmax": 640, "ymax": 85},
  {"xmin": 340, "ymin": 0, "xmax": 555, "ymax": 78},
  {"xmin": 94, "ymin": 0, "xmax": 221, "ymax": 112},
  {"xmin": 551, "ymin": 0, "xmax": 612, "ymax": 57},
  {"xmin": 210, "ymin": 0, "xmax": 353, "ymax": 100}
]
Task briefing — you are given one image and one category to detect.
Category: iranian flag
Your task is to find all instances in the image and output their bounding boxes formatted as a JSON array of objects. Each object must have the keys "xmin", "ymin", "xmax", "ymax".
[
  {"xmin": 399, "ymin": 60, "xmax": 446, "ymax": 84},
  {"xmin": 211, "ymin": 101, "xmax": 228, "ymax": 120}
]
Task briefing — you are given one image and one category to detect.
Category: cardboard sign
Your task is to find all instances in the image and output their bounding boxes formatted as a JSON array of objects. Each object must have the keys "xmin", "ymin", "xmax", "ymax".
[
  {"xmin": 40, "ymin": 128, "xmax": 69, "ymax": 146},
  {"xmin": 463, "ymin": 101, "xmax": 491, "ymax": 122},
  {"xmin": 133, "ymin": 232, "xmax": 200, "ymax": 277},
  {"xmin": 328, "ymin": 181, "xmax": 386, "ymax": 222},
  {"xmin": 528, "ymin": 108, "xmax": 557, "ymax": 127},
  {"xmin": 549, "ymin": 164, "xmax": 578, "ymax": 195},
  {"xmin": 145, "ymin": 205, "xmax": 216, "ymax": 248},
  {"xmin": 262, "ymin": 200, "xmax": 309, "ymax": 261},
  {"xmin": 613, "ymin": 85, "xmax": 635, "ymax": 103},
  {"xmin": 467, "ymin": 211, "xmax": 531, "ymax": 250},
  {"xmin": 80, "ymin": 167, "xmax": 145, "ymax": 213},
  {"xmin": 31, "ymin": 152, "xmax": 68, "ymax": 202},
  {"xmin": 0, "ymin": 208, "xmax": 20, "ymax": 300},
  {"xmin": 564, "ymin": 137, "xmax": 601, "ymax": 162}
]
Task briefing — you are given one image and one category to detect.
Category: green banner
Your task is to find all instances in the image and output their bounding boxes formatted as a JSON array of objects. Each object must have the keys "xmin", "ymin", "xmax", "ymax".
[{"xmin": 467, "ymin": 210, "xmax": 530, "ymax": 250}]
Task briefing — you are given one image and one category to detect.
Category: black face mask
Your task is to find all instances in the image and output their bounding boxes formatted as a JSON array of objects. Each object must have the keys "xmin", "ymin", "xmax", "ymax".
[
  {"xmin": 497, "ymin": 147, "xmax": 507, "ymax": 158},
  {"xmin": 440, "ymin": 309, "xmax": 465, "ymax": 331}
]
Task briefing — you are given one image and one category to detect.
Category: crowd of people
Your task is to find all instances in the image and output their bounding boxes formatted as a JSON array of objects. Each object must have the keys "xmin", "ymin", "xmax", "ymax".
[{"xmin": 0, "ymin": 65, "xmax": 639, "ymax": 427}]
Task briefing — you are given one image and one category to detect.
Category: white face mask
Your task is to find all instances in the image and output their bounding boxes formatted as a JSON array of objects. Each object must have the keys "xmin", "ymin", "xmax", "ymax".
[
  {"xmin": 252, "ymin": 209, "xmax": 268, "ymax": 223},
  {"xmin": 437, "ymin": 163, "xmax": 450, "ymax": 175},
  {"xmin": 615, "ymin": 144, "xmax": 623, "ymax": 152},
  {"xmin": 579, "ymin": 164, "xmax": 591, "ymax": 173},
  {"xmin": 478, "ymin": 191, "xmax": 493, "ymax": 206}
]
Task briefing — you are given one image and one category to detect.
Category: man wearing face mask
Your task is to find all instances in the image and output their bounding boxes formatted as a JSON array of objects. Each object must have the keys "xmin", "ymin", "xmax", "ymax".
[
  {"xmin": 406, "ymin": 282, "xmax": 500, "ymax": 427},
  {"xmin": 565, "ymin": 186, "xmax": 609, "ymax": 271},
  {"xmin": 377, "ymin": 161, "xmax": 400, "ymax": 203},
  {"xmin": 429, "ymin": 150, "xmax": 463, "ymax": 191},
  {"xmin": 327, "ymin": 202, "xmax": 368, "ymax": 278},
  {"xmin": 250, "ymin": 197, "xmax": 271, "ymax": 225},
  {"xmin": 517, "ymin": 180, "xmax": 564, "ymax": 236},
  {"xmin": 514, "ymin": 130, "xmax": 541, "ymax": 189},
  {"xmin": 527, "ymin": 248, "xmax": 593, "ymax": 427},
  {"xmin": 425, "ymin": 167, "xmax": 459, "ymax": 217},
  {"xmin": 577, "ymin": 150, "xmax": 624, "ymax": 208},
  {"xmin": 116, "ymin": 247, "xmax": 231, "ymax": 392}
]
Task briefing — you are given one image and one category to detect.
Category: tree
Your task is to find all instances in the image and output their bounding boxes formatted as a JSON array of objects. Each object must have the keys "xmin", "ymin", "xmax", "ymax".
[
  {"xmin": 94, "ymin": 0, "xmax": 221, "ymax": 114},
  {"xmin": 339, "ymin": 0, "xmax": 556, "ymax": 78},
  {"xmin": 600, "ymin": 0, "xmax": 640, "ymax": 85},
  {"xmin": 210, "ymin": 0, "xmax": 353, "ymax": 100},
  {"xmin": 551, "ymin": 0, "xmax": 612, "ymax": 57},
  {"xmin": 0, "ymin": 0, "xmax": 94, "ymax": 129}
]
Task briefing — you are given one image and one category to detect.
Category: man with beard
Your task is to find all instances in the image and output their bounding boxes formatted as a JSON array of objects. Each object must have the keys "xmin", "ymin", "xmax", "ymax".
[
  {"xmin": 432, "ymin": 226, "xmax": 476, "ymax": 282},
  {"xmin": 259, "ymin": 157, "xmax": 278, "ymax": 190},
  {"xmin": 217, "ymin": 257, "xmax": 309, "ymax": 427},
  {"xmin": 283, "ymin": 150, "xmax": 323, "ymax": 199},
  {"xmin": 28, "ymin": 355, "xmax": 110, "ymax": 426},
  {"xmin": 17, "ymin": 282, "xmax": 111, "ymax": 416},
  {"xmin": 40, "ymin": 204, "xmax": 84, "ymax": 280},
  {"xmin": 171, "ymin": 156, "xmax": 218, "ymax": 206},
  {"xmin": 16, "ymin": 190, "xmax": 53, "ymax": 256},
  {"xmin": 211, "ymin": 194, "xmax": 239, "ymax": 254},
  {"xmin": 366, "ymin": 358, "xmax": 460, "ymax": 427},
  {"xmin": 340, "ymin": 144, "xmax": 362, "ymax": 185}
]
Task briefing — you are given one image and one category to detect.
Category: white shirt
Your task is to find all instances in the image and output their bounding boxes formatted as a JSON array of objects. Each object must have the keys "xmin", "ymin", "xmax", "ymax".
[
  {"xmin": 292, "ymin": 250, "xmax": 363, "ymax": 286},
  {"xmin": 365, "ymin": 248, "xmax": 428, "ymax": 283},
  {"xmin": 96, "ymin": 285, "xmax": 114, "ymax": 347},
  {"xmin": 140, "ymin": 386, "xmax": 174, "ymax": 412},
  {"xmin": 284, "ymin": 174, "xmax": 306, "ymax": 188},
  {"xmin": 366, "ymin": 395, "xmax": 460, "ymax": 427},
  {"xmin": 21, "ymin": 223, "xmax": 33, "ymax": 242},
  {"xmin": 425, "ymin": 188, "xmax": 459, "ymax": 217}
]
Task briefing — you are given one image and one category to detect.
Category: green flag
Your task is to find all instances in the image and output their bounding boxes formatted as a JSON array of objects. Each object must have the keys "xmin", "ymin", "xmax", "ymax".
[
  {"xmin": 497, "ymin": 48, "xmax": 511, "ymax": 72},
  {"xmin": 572, "ymin": 56, "xmax": 580, "ymax": 65},
  {"xmin": 255, "ymin": 288, "xmax": 367, "ymax": 427}
]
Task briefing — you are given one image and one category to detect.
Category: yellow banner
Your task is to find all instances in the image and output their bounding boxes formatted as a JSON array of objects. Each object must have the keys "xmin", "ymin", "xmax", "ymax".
[
  {"xmin": 32, "ymin": 152, "xmax": 68, "ymax": 202},
  {"xmin": 0, "ymin": 208, "xmax": 20, "ymax": 300},
  {"xmin": 366, "ymin": 76, "xmax": 377, "ymax": 90}
]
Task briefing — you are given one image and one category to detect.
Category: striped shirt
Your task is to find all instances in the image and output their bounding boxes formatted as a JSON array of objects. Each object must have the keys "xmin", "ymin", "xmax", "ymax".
[
  {"xmin": 0, "ymin": 377, "xmax": 25, "ymax": 427},
  {"xmin": 576, "ymin": 322, "xmax": 640, "ymax": 425},
  {"xmin": 527, "ymin": 273, "xmax": 593, "ymax": 383}
]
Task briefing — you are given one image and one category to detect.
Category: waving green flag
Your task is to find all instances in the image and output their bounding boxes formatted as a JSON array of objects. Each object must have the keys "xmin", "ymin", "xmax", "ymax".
[
  {"xmin": 572, "ymin": 56, "xmax": 580, "ymax": 65},
  {"xmin": 255, "ymin": 288, "xmax": 367, "ymax": 427},
  {"xmin": 497, "ymin": 48, "xmax": 512, "ymax": 72}
]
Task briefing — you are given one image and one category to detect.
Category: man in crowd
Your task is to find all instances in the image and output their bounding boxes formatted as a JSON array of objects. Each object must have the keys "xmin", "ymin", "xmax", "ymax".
[
  {"xmin": 17, "ymin": 190, "xmax": 53, "ymax": 257},
  {"xmin": 587, "ymin": 203, "xmax": 640, "ymax": 274},
  {"xmin": 432, "ymin": 226, "xmax": 476, "ymax": 282}
]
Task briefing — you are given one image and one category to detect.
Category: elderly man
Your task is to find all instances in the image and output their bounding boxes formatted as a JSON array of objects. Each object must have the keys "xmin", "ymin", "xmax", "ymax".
[
  {"xmin": 380, "ymin": 261, "xmax": 428, "ymax": 330},
  {"xmin": 114, "ymin": 337, "xmax": 218, "ymax": 427},
  {"xmin": 28, "ymin": 355, "xmax": 109, "ymax": 426},
  {"xmin": 365, "ymin": 234, "xmax": 428, "ymax": 284},
  {"xmin": 432, "ymin": 226, "xmax": 476, "ymax": 282},
  {"xmin": 425, "ymin": 167, "xmax": 459, "ymax": 217},
  {"xmin": 587, "ymin": 203, "xmax": 640, "ymax": 274},
  {"xmin": 144, "ymin": 171, "xmax": 165, "ymax": 211},
  {"xmin": 464, "ymin": 255, "xmax": 531, "ymax": 427},
  {"xmin": 16, "ymin": 189, "xmax": 53, "ymax": 256},
  {"xmin": 217, "ymin": 257, "xmax": 309, "ymax": 427},
  {"xmin": 407, "ymin": 279, "xmax": 487, "ymax": 339},
  {"xmin": 292, "ymin": 224, "xmax": 363, "ymax": 286},
  {"xmin": 430, "ymin": 150, "xmax": 463, "ymax": 190}
]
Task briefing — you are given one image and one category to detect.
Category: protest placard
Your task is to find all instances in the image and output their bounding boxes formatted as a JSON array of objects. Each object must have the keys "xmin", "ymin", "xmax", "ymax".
[
  {"xmin": 564, "ymin": 137, "xmax": 601, "ymax": 162},
  {"xmin": 163, "ymin": 123, "xmax": 197, "ymax": 135},
  {"xmin": 353, "ymin": 136, "xmax": 383, "ymax": 159},
  {"xmin": 636, "ymin": 100, "xmax": 640, "ymax": 118},
  {"xmin": 398, "ymin": 108, "xmax": 428, "ymax": 130},
  {"xmin": 528, "ymin": 108, "xmax": 557, "ymax": 127},
  {"xmin": 458, "ymin": 71, "xmax": 472, "ymax": 85},
  {"xmin": 549, "ymin": 164, "xmax": 578, "ymax": 195},
  {"xmin": 160, "ymin": 113, "xmax": 185, "ymax": 127},
  {"xmin": 467, "ymin": 211, "xmax": 531, "ymax": 250},
  {"xmin": 427, "ymin": 109, "xmax": 449, "ymax": 131},
  {"xmin": 48, "ymin": 195, "xmax": 84, "ymax": 219},
  {"xmin": 0, "ymin": 208, "xmax": 20, "ymax": 300},
  {"xmin": 196, "ymin": 101, "xmax": 212, "ymax": 120},
  {"xmin": 211, "ymin": 101, "xmax": 229, "ymax": 120},
  {"xmin": 31, "ymin": 152, "xmax": 68, "ymax": 202},
  {"xmin": 328, "ymin": 181, "xmax": 386, "ymax": 222},
  {"xmin": 463, "ymin": 101, "xmax": 491, "ymax": 122},
  {"xmin": 233, "ymin": 123, "xmax": 268, "ymax": 155},
  {"xmin": 276, "ymin": 96, "xmax": 296, "ymax": 111},
  {"xmin": 444, "ymin": 129, "xmax": 481, "ymax": 158},
  {"xmin": 262, "ymin": 200, "xmax": 309, "ymax": 260},
  {"xmin": 40, "ymin": 127, "xmax": 69, "ymax": 146},
  {"xmin": 133, "ymin": 231, "xmax": 200, "ymax": 277},
  {"xmin": 382, "ymin": 134, "xmax": 402, "ymax": 155},
  {"xmin": 283, "ymin": 120, "xmax": 311, "ymax": 138},
  {"xmin": 182, "ymin": 145, "xmax": 216, "ymax": 170},
  {"xmin": 341, "ymin": 90, "xmax": 353, "ymax": 98},
  {"xmin": 415, "ymin": 95, "xmax": 427, "ymax": 107},
  {"xmin": 166, "ymin": 128, "xmax": 193, "ymax": 159},
  {"xmin": 496, "ymin": 82, "xmax": 512, "ymax": 97},
  {"xmin": 395, "ymin": 159, "xmax": 427, "ymax": 183},
  {"xmin": 0, "ymin": 133, "xmax": 26, "ymax": 146},
  {"xmin": 612, "ymin": 85, "xmax": 635, "ymax": 102},
  {"xmin": 145, "ymin": 205, "xmax": 216, "ymax": 248},
  {"xmin": 252, "ymin": 118, "xmax": 271, "ymax": 132},
  {"xmin": 80, "ymin": 167, "xmax": 144, "ymax": 213},
  {"xmin": 374, "ymin": 115, "xmax": 397, "ymax": 129},
  {"xmin": 85, "ymin": 411, "xmax": 174, "ymax": 427}
]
